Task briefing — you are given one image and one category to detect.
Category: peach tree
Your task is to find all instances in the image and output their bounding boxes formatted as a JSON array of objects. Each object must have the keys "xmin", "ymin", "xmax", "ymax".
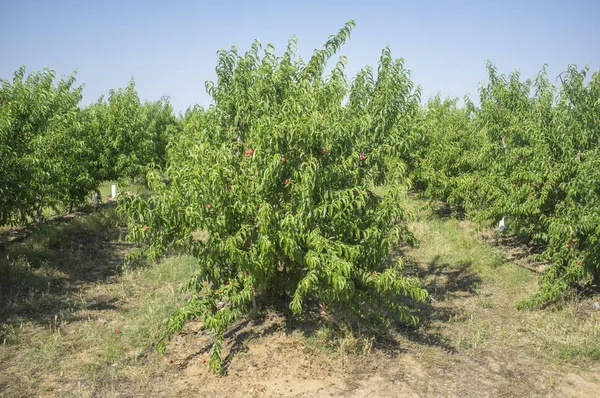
[
  {"xmin": 118, "ymin": 21, "xmax": 427, "ymax": 372},
  {"xmin": 456, "ymin": 64, "xmax": 600, "ymax": 308},
  {"xmin": 84, "ymin": 79, "xmax": 179, "ymax": 183},
  {"xmin": 0, "ymin": 66, "xmax": 100, "ymax": 225},
  {"xmin": 413, "ymin": 62, "xmax": 600, "ymax": 308}
]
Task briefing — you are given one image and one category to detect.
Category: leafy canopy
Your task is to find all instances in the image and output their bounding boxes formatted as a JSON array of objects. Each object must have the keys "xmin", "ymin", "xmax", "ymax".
[{"xmin": 119, "ymin": 20, "xmax": 427, "ymax": 373}]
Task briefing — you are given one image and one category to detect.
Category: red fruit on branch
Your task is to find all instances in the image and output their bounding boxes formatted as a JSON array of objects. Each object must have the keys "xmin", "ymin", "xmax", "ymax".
[
  {"xmin": 321, "ymin": 148, "xmax": 328, "ymax": 154},
  {"xmin": 576, "ymin": 261, "xmax": 582, "ymax": 266},
  {"xmin": 115, "ymin": 329, "xmax": 120, "ymax": 334},
  {"xmin": 206, "ymin": 204, "xmax": 212, "ymax": 209},
  {"xmin": 225, "ymin": 280, "xmax": 229, "ymax": 285},
  {"xmin": 284, "ymin": 179, "xmax": 290, "ymax": 185},
  {"xmin": 227, "ymin": 184, "xmax": 232, "ymax": 190},
  {"xmin": 567, "ymin": 244, "xmax": 571, "ymax": 249},
  {"xmin": 245, "ymin": 148, "xmax": 254, "ymax": 157},
  {"xmin": 143, "ymin": 225, "xmax": 148, "ymax": 231},
  {"xmin": 571, "ymin": 232, "xmax": 575, "ymax": 237},
  {"xmin": 281, "ymin": 155, "xmax": 286, "ymax": 163},
  {"xmin": 571, "ymin": 239, "xmax": 576, "ymax": 243},
  {"xmin": 371, "ymin": 272, "xmax": 377, "ymax": 277},
  {"xmin": 515, "ymin": 155, "xmax": 520, "ymax": 160},
  {"xmin": 243, "ymin": 271, "xmax": 248, "ymax": 276}
]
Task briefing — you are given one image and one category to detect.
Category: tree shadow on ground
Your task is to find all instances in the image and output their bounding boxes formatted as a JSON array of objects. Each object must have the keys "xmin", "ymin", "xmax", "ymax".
[
  {"xmin": 179, "ymin": 252, "xmax": 484, "ymax": 373},
  {"xmin": 429, "ymin": 202, "xmax": 467, "ymax": 220},
  {"xmin": 220, "ymin": 315, "xmax": 282, "ymax": 373},
  {"xmin": 396, "ymin": 254, "xmax": 483, "ymax": 355},
  {"xmin": 409, "ymin": 255, "xmax": 482, "ymax": 300},
  {"xmin": 164, "ymin": 245, "xmax": 485, "ymax": 374},
  {"xmin": 177, "ymin": 312, "xmax": 284, "ymax": 374},
  {"xmin": 0, "ymin": 203, "xmax": 131, "ymax": 325}
]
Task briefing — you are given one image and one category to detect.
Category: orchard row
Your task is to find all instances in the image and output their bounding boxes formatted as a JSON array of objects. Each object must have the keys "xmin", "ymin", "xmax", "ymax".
[
  {"xmin": 2, "ymin": 21, "xmax": 598, "ymax": 372},
  {"xmin": 412, "ymin": 62, "xmax": 599, "ymax": 308},
  {"xmin": 0, "ymin": 69, "xmax": 178, "ymax": 225}
]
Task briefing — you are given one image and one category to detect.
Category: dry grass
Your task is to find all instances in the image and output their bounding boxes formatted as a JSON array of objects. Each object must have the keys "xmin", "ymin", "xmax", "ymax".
[
  {"xmin": 402, "ymin": 199, "xmax": 600, "ymax": 367},
  {"xmin": 0, "ymin": 197, "xmax": 599, "ymax": 397},
  {"xmin": 0, "ymin": 205, "xmax": 198, "ymax": 397}
]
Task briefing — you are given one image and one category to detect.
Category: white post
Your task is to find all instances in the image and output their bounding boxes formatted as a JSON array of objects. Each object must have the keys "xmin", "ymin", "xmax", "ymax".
[
  {"xmin": 498, "ymin": 217, "xmax": 505, "ymax": 232},
  {"xmin": 111, "ymin": 184, "xmax": 116, "ymax": 199}
]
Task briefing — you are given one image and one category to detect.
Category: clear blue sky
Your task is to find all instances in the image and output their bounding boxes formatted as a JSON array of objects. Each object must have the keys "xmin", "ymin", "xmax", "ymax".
[{"xmin": 1, "ymin": 0, "xmax": 599, "ymax": 113}]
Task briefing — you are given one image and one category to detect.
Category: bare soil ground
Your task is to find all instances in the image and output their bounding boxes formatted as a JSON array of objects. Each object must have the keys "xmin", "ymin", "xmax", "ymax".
[{"xmin": 1, "ymin": 200, "xmax": 599, "ymax": 397}]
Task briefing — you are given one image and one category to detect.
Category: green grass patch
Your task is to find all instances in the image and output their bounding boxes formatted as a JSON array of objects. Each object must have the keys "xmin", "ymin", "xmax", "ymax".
[{"xmin": 557, "ymin": 343, "xmax": 600, "ymax": 361}]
